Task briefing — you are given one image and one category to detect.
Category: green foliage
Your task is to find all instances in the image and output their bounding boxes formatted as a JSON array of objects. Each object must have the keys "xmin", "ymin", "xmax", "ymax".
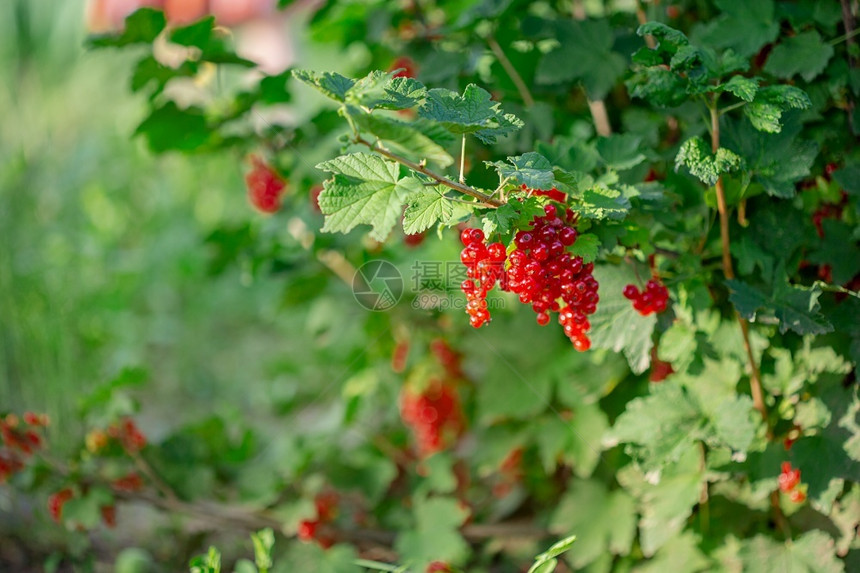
[{"xmin": 3, "ymin": 2, "xmax": 858, "ymax": 573}]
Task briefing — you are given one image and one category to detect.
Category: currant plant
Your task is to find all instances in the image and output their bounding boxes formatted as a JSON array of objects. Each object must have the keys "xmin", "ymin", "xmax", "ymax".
[{"xmin": 5, "ymin": 1, "xmax": 859, "ymax": 572}]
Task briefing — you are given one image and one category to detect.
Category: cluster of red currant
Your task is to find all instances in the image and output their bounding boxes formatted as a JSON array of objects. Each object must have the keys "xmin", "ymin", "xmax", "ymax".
[
  {"xmin": 107, "ymin": 417, "xmax": 147, "ymax": 453},
  {"xmin": 245, "ymin": 155, "xmax": 287, "ymax": 214},
  {"xmin": 778, "ymin": 462, "xmax": 807, "ymax": 503},
  {"xmin": 509, "ymin": 205, "xmax": 598, "ymax": 350},
  {"xmin": 458, "ymin": 204, "xmax": 600, "ymax": 350},
  {"xmin": 297, "ymin": 491, "xmax": 339, "ymax": 548},
  {"xmin": 460, "ymin": 228, "xmax": 506, "ymax": 328},
  {"xmin": 0, "ymin": 412, "xmax": 47, "ymax": 483},
  {"xmin": 401, "ymin": 381, "xmax": 464, "ymax": 456},
  {"xmin": 623, "ymin": 279, "xmax": 669, "ymax": 316}
]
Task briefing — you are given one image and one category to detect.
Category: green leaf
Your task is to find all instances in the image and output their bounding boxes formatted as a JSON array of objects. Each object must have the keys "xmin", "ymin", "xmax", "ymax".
[
  {"xmin": 637, "ymin": 22, "xmax": 690, "ymax": 52},
  {"xmin": 632, "ymin": 532, "xmax": 710, "ymax": 573},
  {"xmin": 588, "ymin": 265, "xmax": 656, "ymax": 373},
  {"xmin": 723, "ymin": 531, "xmax": 844, "ymax": 573},
  {"xmin": 350, "ymin": 74, "xmax": 427, "ymax": 110},
  {"xmin": 135, "ymin": 102, "xmax": 212, "ymax": 153},
  {"xmin": 764, "ymin": 31, "xmax": 834, "ymax": 82},
  {"xmin": 572, "ymin": 187, "xmax": 631, "ymax": 221},
  {"xmin": 721, "ymin": 75, "xmax": 759, "ymax": 102},
  {"xmin": 606, "ymin": 384, "xmax": 702, "ymax": 469},
  {"xmin": 481, "ymin": 197, "xmax": 544, "ymax": 238},
  {"xmin": 167, "ymin": 17, "xmax": 254, "ymax": 66},
  {"xmin": 744, "ymin": 85, "xmax": 812, "ymax": 134},
  {"xmin": 403, "ymin": 188, "xmax": 455, "ymax": 234},
  {"xmin": 292, "ymin": 69, "xmax": 355, "ymax": 102},
  {"xmin": 723, "ymin": 114, "xmax": 817, "ymax": 197},
  {"xmin": 351, "ymin": 113, "xmax": 454, "ymax": 168},
  {"xmin": 418, "ymin": 84, "xmax": 523, "ymax": 144},
  {"xmin": 710, "ymin": 395, "xmax": 757, "ymax": 453},
  {"xmin": 568, "ymin": 234, "xmax": 600, "ymax": 264},
  {"xmin": 86, "ymin": 8, "xmax": 166, "ymax": 48},
  {"xmin": 395, "ymin": 495, "xmax": 469, "ymax": 570},
  {"xmin": 536, "ymin": 19, "xmax": 627, "ymax": 99},
  {"xmin": 726, "ymin": 278, "xmax": 833, "ymax": 335},
  {"xmin": 675, "ymin": 137, "xmax": 743, "ymax": 186},
  {"xmin": 597, "ymin": 134, "xmax": 646, "ymax": 171},
  {"xmin": 189, "ymin": 547, "xmax": 221, "ymax": 573},
  {"xmin": 251, "ymin": 529, "xmax": 274, "ymax": 572},
  {"xmin": 618, "ymin": 446, "xmax": 704, "ymax": 556},
  {"xmin": 695, "ymin": 0, "xmax": 780, "ymax": 58},
  {"xmin": 627, "ymin": 68, "xmax": 690, "ymax": 108},
  {"xmin": 549, "ymin": 480, "xmax": 636, "ymax": 568},
  {"xmin": 130, "ymin": 55, "xmax": 197, "ymax": 95},
  {"xmin": 807, "ymin": 219, "xmax": 860, "ymax": 284},
  {"xmin": 487, "ymin": 152, "xmax": 555, "ymax": 189},
  {"xmin": 316, "ymin": 153, "xmax": 424, "ymax": 241}
]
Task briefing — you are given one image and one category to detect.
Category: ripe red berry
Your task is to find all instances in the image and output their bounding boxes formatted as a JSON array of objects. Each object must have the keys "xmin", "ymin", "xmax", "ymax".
[
  {"xmin": 48, "ymin": 488, "xmax": 74, "ymax": 523},
  {"xmin": 426, "ymin": 562, "xmax": 453, "ymax": 573},
  {"xmin": 400, "ymin": 381, "xmax": 464, "ymax": 456},
  {"xmin": 112, "ymin": 472, "xmax": 144, "ymax": 492},
  {"xmin": 404, "ymin": 232, "xmax": 426, "ymax": 247},
  {"xmin": 314, "ymin": 491, "xmax": 339, "ymax": 522},
  {"xmin": 297, "ymin": 519, "xmax": 318, "ymax": 542},
  {"xmin": 310, "ymin": 184, "xmax": 323, "ymax": 212},
  {"xmin": 100, "ymin": 505, "xmax": 117, "ymax": 528},
  {"xmin": 389, "ymin": 56, "xmax": 418, "ymax": 78},
  {"xmin": 778, "ymin": 462, "xmax": 802, "ymax": 493},
  {"xmin": 245, "ymin": 155, "xmax": 286, "ymax": 214},
  {"xmin": 789, "ymin": 489, "xmax": 807, "ymax": 503}
]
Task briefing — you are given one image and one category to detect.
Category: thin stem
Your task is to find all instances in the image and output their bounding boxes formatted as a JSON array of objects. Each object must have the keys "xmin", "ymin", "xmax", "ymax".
[
  {"xmin": 770, "ymin": 490, "xmax": 792, "ymax": 539},
  {"xmin": 587, "ymin": 97, "xmax": 612, "ymax": 137},
  {"xmin": 719, "ymin": 101, "xmax": 747, "ymax": 115},
  {"xmin": 459, "ymin": 135, "xmax": 467, "ymax": 184},
  {"xmin": 130, "ymin": 450, "xmax": 178, "ymax": 502},
  {"xmin": 830, "ymin": 25, "xmax": 860, "ymax": 46},
  {"xmin": 738, "ymin": 199, "xmax": 748, "ymax": 226},
  {"xmin": 815, "ymin": 281, "xmax": 860, "ymax": 299},
  {"xmin": 354, "ymin": 136, "xmax": 504, "ymax": 207},
  {"xmin": 635, "ymin": 0, "xmax": 656, "ymax": 49},
  {"xmin": 487, "ymin": 36, "xmax": 535, "ymax": 108},
  {"xmin": 709, "ymin": 104, "xmax": 768, "ymax": 426}
]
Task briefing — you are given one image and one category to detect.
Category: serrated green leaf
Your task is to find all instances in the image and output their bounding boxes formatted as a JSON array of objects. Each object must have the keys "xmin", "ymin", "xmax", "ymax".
[
  {"xmin": 292, "ymin": 69, "xmax": 355, "ymax": 102},
  {"xmin": 346, "ymin": 71, "xmax": 427, "ymax": 110},
  {"xmin": 764, "ymin": 31, "xmax": 834, "ymax": 82},
  {"xmin": 487, "ymin": 152, "xmax": 555, "ymax": 189},
  {"xmin": 726, "ymin": 531, "xmax": 844, "ymax": 573},
  {"xmin": 675, "ymin": 137, "xmax": 743, "ymax": 186},
  {"xmin": 633, "ymin": 532, "xmax": 710, "ymax": 573},
  {"xmin": 627, "ymin": 68, "xmax": 690, "ymax": 108},
  {"xmin": 726, "ymin": 279, "xmax": 833, "ymax": 335},
  {"xmin": 316, "ymin": 153, "xmax": 423, "ymax": 241},
  {"xmin": 597, "ymin": 134, "xmax": 646, "ymax": 171},
  {"xmin": 395, "ymin": 495, "xmax": 469, "ymax": 570},
  {"xmin": 695, "ymin": 0, "xmax": 780, "ymax": 58},
  {"xmin": 721, "ymin": 75, "xmax": 759, "ymax": 102},
  {"xmin": 86, "ymin": 8, "xmax": 166, "ymax": 48},
  {"xmin": 744, "ymin": 85, "xmax": 811, "ymax": 133},
  {"xmin": 723, "ymin": 114, "xmax": 817, "ymax": 197},
  {"xmin": 549, "ymin": 480, "xmax": 635, "ymax": 568},
  {"xmin": 572, "ymin": 187, "xmax": 631, "ymax": 221},
  {"xmin": 710, "ymin": 395, "xmax": 757, "ymax": 452},
  {"xmin": 350, "ymin": 113, "xmax": 453, "ymax": 168},
  {"xmin": 403, "ymin": 188, "xmax": 455, "ymax": 234},
  {"xmin": 637, "ymin": 22, "xmax": 690, "ymax": 52},
  {"xmin": 135, "ymin": 102, "xmax": 212, "ymax": 152},
  {"xmin": 568, "ymin": 234, "xmax": 599, "ymax": 264},
  {"xmin": 536, "ymin": 19, "xmax": 626, "ymax": 99},
  {"xmin": 588, "ymin": 265, "xmax": 655, "ymax": 373},
  {"xmin": 419, "ymin": 84, "xmax": 523, "ymax": 143},
  {"xmin": 606, "ymin": 384, "xmax": 702, "ymax": 468}
]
